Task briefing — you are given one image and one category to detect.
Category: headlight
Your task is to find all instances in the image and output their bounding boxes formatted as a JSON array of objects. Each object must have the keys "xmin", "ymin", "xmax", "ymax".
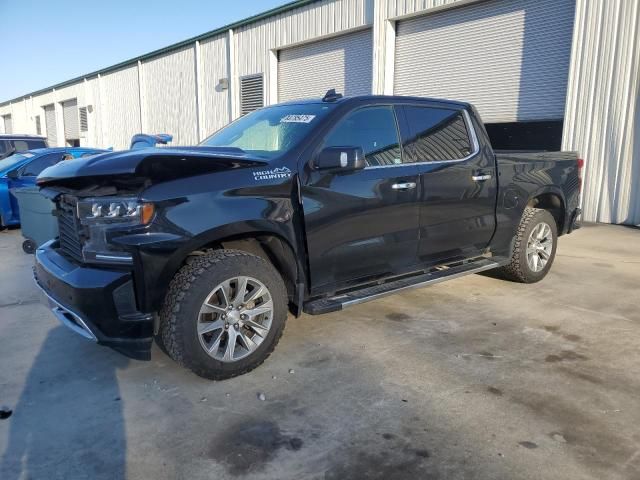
[
  {"xmin": 77, "ymin": 198, "xmax": 155, "ymax": 226},
  {"xmin": 74, "ymin": 197, "xmax": 155, "ymax": 264}
]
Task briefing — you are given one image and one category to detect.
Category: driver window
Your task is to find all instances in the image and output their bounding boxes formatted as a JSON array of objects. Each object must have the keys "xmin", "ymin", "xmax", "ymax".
[{"xmin": 323, "ymin": 106, "xmax": 402, "ymax": 167}]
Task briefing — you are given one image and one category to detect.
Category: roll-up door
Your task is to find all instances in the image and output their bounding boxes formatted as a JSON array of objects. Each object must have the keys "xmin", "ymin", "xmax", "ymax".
[
  {"xmin": 62, "ymin": 98, "xmax": 79, "ymax": 141},
  {"xmin": 278, "ymin": 29, "xmax": 373, "ymax": 102},
  {"xmin": 2, "ymin": 115, "xmax": 11, "ymax": 134},
  {"xmin": 44, "ymin": 104, "xmax": 57, "ymax": 146},
  {"xmin": 394, "ymin": 0, "xmax": 575, "ymax": 123}
]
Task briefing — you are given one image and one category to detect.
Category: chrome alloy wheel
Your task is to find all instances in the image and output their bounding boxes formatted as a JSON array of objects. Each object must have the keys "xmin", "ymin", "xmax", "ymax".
[
  {"xmin": 526, "ymin": 222, "xmax": 553, "ymax": 272},
  {"xmin": 197, "ymin": 276, "xmax": 273, "ymax": 362}
]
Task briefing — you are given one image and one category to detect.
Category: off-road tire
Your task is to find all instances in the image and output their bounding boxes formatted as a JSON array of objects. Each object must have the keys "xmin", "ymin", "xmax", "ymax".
[
  {"xmin": 158, "ymin": 249, "xmax": 288, "ymax": 380},
  {"xmin": 495, "ymin": 207, "xmax": 558, "ymax": 283}
]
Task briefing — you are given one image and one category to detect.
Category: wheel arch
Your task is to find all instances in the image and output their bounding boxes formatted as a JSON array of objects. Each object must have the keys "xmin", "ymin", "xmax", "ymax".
[
  {"xmin": 526, "ymin": 187, "xmax": 566, "ymax": 235},
  {"xmin": 148, "ymin": 224, "xmax": 306, "ymax": 316}
]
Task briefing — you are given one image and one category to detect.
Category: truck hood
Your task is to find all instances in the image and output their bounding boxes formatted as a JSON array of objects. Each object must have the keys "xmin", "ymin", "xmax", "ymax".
[{"xmin": 36, "ymin": 146, "xmax": 269, "ymax": 187}]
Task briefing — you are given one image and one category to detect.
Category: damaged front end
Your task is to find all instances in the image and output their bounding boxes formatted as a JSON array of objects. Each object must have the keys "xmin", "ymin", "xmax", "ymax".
[
  {"xmin": 33, "ymin": 147, "xmax": 267, "ymax": 360},
  {"xmin": 37, "ymin": 147, "xmax": 266, "ymax": 265}
]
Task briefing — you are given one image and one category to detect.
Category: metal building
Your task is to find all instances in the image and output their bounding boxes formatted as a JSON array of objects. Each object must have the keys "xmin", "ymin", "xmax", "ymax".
[{"xmin": 0, "ymin": 0, "xmax": 637, "ymax": 225}]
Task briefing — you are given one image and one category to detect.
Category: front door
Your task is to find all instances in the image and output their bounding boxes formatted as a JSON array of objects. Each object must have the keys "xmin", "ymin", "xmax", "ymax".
[
  {"xmin": 301, "ymin": 105, "xmax": 421, "ymax": 294},
  {"xmin": 400, "ymin": 105, "xmax": 497, "ymax": 264}
]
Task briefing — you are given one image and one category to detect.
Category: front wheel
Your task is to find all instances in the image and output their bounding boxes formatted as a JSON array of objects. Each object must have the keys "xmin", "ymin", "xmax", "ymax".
[
  {"xmin": 158, "ymin": 249, "xmax": 288, "ymax": 380},
  {"xmin": 496, "ymin": 207, "xmax": 558, "ymax": 283}
]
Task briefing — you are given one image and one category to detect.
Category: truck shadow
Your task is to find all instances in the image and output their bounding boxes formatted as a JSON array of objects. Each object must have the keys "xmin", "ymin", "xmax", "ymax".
[{"xmin": 0, "ymin": 326, "xmax": 128, "ymax": 480}]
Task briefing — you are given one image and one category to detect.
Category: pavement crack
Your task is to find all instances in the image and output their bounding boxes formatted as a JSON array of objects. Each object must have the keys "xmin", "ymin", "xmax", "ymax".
[{"xmin": 0, "ymin": 299, "xmax": 40, "ymax": 309}]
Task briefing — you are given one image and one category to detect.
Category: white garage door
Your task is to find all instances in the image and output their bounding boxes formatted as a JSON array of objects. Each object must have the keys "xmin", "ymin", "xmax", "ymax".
[
  {"xmin": 44, "ymin": 104, "xmax": 57, "ymax": 146},
  {"xmin": 394, "ymin": 0, "xmax": 575, "ymax": 123},
  {"xmin": 62, "ymin": 98, "xmax": 80, "ymax": 140},
  {"xmin": 278, "ymin": 29, "xmax": 373, "ymax": 102},
  {"xmin": 2, "ymin": 115, "xmax": 12, "ymax": 134}
]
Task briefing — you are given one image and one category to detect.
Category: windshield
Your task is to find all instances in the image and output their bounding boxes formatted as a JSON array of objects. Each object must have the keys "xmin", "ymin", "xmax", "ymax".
[
  {"xmin": 200, "ymin": 103, "xmax": 334, "ymax": 159},
  {"xmin": 0, "ymin": 152, "xmax": 34, "ymax": 172}
]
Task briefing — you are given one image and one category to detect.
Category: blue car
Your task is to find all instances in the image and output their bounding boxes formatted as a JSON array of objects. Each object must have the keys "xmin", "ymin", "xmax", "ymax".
[{"xmin": 0, "ymin": 147, "xmax": 108, "ymax": 227}]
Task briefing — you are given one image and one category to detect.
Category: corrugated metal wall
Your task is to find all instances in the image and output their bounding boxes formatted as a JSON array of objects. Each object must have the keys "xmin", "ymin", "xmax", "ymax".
[
  {"xmin": 200, "ymin": 34, "xmax": 231, "ymax": 137},
  {"xmin": 562, "ymin": 0, "xmax": 640, "ymax": 225},
  {"xmin": 141, "ymin": 47, "xmax": 199, "ymax": 145},
  {"xmin": 234, "ymin": 0, "xmax": 373, "ymax": 103},
  {"xmin": 99, "ymin": 66, "xmax": 141, "ymax": 149},
  {"xmin": 0, "ymin": 0, "xmax": 637, "ymax": 224},
  {"xmin": 84, "ymin": 77, "xmax": 103, "ymax": 148}
]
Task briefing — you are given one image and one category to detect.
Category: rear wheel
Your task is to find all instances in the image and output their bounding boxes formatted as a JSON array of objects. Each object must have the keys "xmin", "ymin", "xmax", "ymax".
[
  {"xmin": 496, "ymin": 207, "xmax": 558, "ymax": 283},
  {"xmin": 158, "ymin": 249, "xmax": 288, "ymax": 380}
]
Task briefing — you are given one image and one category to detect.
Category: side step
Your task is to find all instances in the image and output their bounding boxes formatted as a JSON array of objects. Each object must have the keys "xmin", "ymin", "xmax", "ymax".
[{"xmin": 303, "ymin": 257, "xmax": 506, "ymax": 315}]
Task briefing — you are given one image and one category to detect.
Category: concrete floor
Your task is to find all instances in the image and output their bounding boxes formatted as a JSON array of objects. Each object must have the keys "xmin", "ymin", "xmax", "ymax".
[{"xmin": 0, "ymin": 224, "xmax": 639, "ymax": 480}]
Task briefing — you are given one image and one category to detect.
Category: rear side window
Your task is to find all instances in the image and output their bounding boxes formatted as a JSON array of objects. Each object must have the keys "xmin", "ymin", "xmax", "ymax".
[
  {"xmin": 403, "ymin": 106, "xmax": 472, "ymax": 162},
  {"xmin": 25, "ymin": 139, "xmax": 47, "ymax": 149},
  {"xmin": 21, "ymin": 153, "xmax": 65, "ymax": 177},
  {"xmin": 323, "ymin": 106, "xmax": 403, "ymax": 167},
  {"xmin": 12, "ymin": 139, "xmax": 47, "ymax": 152},
  {"xmin": 12, "ymin": 140, "xmax": 30, "ymax": 152}
]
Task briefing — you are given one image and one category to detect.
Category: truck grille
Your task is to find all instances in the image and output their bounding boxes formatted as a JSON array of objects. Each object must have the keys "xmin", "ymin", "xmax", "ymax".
[{"xmin": 57, "ymin": 197, "xmax": 84, "ymax": 262}]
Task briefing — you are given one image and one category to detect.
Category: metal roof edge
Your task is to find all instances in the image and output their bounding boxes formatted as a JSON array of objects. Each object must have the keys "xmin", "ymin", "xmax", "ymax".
[{"xmin": 0, "ymin": 0, "xmax": 318, "ymax": 107}]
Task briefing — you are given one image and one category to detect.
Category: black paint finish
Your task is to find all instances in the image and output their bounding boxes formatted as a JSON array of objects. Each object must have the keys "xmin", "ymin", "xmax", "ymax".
[{"xmin": 33, "ymin": 95, "xmax": 581, "ymax": 358}]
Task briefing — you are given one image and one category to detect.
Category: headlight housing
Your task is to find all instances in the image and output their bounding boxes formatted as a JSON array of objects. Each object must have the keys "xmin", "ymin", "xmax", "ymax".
[
  {"xmin": 78, "ymin": 198, "xmax": 155, "ymax": 226},
  {"xmin": 76, "ymin": 197, "xmax": 155, "ymax": 263}
]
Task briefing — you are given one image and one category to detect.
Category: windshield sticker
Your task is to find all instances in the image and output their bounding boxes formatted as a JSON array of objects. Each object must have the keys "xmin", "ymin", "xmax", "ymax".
[
  {"xmin": 253, "ymin": 166, "xmax": 292, "ymax": 181},
  {"xmin": 281, "ymin": 114, "xmax": 316, "ymax": 124}
]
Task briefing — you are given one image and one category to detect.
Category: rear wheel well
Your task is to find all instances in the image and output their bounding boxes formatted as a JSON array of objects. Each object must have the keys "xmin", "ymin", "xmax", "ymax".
[{"xmin": 527, "ymin": 193, "xmax": 565, "ymax": 234}]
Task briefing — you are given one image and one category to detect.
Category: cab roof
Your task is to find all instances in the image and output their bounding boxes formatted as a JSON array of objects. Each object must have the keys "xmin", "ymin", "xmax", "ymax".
[
  {"xmin": 0, "ymin": 134, "xmax": 47, "ymax": 140},
  {"xmin": 273, "ymin": 94, "xmax": 472, "ymax": 110}
]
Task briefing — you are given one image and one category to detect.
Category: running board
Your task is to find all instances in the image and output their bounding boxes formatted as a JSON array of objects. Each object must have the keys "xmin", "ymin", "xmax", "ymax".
[{"xmin": 303, "ymin": 257, "xmax": 505, "ymax": 315}]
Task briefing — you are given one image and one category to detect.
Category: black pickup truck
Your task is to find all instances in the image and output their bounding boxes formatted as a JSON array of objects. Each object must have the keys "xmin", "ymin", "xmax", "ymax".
[{"xmin": 34, "ymin": 91, "xmax": 582, "ymax": 379}]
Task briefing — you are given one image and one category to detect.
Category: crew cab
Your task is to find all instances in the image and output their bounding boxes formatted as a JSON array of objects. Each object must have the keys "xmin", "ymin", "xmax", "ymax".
[{"xmin": 34, "ymin": 92, "xmax": 582, "ymax": 379}]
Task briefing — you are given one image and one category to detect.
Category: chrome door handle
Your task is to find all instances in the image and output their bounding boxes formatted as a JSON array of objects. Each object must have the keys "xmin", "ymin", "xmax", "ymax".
[
  {"xmin": 472, "ymin": 174, "xmax": 492, "ymax": 182},
  {"xmin": 391, "ymin": 182, "xmax": 417, "ymax": 190}
]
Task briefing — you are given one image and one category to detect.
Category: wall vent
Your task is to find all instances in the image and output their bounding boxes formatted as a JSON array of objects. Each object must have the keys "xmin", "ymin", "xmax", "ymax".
[
  {"xmin": 79, "ymin": 106, "xmax": 88, "ymax": 132},
  {"xmin": 240, "ymin": 74, "xmax": 264, "ymax": 116}
]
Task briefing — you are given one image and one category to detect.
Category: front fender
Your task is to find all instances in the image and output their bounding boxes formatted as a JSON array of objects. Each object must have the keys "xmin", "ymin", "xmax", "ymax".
[{"xmin": 132, "ymin": 219, "xmax": 300, "ymax": 313}]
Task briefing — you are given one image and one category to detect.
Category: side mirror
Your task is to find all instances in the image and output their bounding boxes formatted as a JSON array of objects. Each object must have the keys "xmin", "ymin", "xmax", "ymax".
[
  {"xmin": 6, "ymin": 169, "xmax": 19, "ymax": 180},
  {"xmin": 314, "ymin": 146, "xmax": 365, "ymax": 172}
]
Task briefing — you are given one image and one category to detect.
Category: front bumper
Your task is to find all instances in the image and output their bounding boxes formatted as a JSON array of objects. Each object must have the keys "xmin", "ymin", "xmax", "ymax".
[{"xmin": 34, "ymin": 240, "xmax": 153, "ymax": 360}]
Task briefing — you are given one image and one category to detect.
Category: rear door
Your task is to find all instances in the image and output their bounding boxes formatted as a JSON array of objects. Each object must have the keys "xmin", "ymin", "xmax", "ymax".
[
  {"xmin": 301, "ymin": 104, "xmax": 421, "ymax": 294},
  {"xmin": 400, "ymin": 105, "xmax": 497, "ymax": 264}
]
